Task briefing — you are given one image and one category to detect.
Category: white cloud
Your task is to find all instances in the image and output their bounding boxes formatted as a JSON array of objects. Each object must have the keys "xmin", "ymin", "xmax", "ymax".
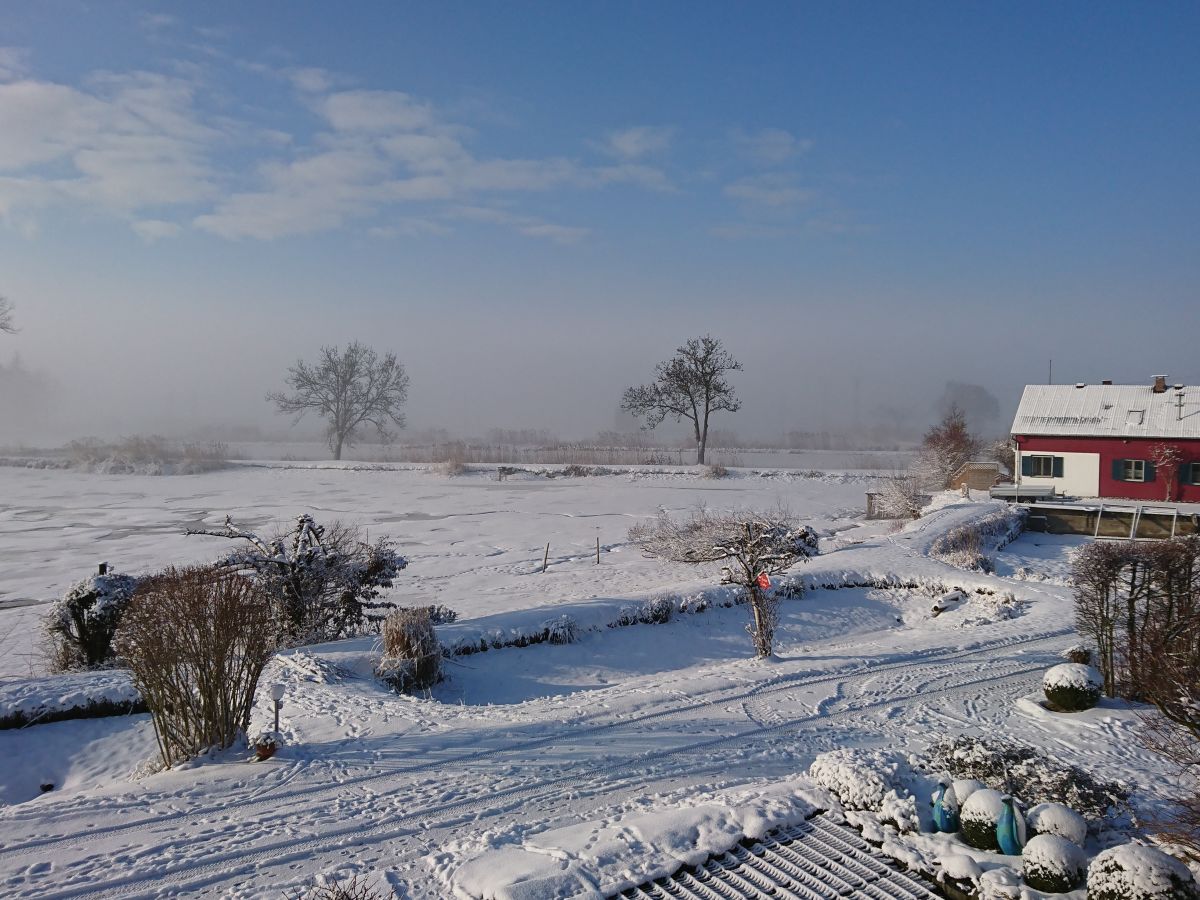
[
  {"xmin": 319, "ymin": 90, "xmax": 436, "ymax": 133},
  {"xmin": 733, "ymin": 128, "xmax": 813, "ymax": 165},
  {"xmin": 284, "ymin": 67, "xmax": 334, "ymax": 93},
  {"xmin": 723, "ymin": 173, "xmax": 811, "ymax": 209},
  {"xmin": 131, "ymin": 219, "xmax": 182, "ymax": 241},
  {"xmin": 598, "ymin": 125, "xmax": 674, "ymax": 159},
  {"xmin": 446, "ymin": 205, "xmax": 588, "ymax": 244},
  {"xmin": 0, "ymin": 47, "xmax": 29, "ymax": 82}
]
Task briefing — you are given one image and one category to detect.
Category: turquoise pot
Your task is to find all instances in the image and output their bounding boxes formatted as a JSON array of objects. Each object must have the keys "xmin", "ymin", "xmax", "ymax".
[
  {"xmin": 931, "ymin": 781, "xmax": 960, "ymax": 833},
  {"xmin": 996, "ymin": 795, "xmax": 1026, "ymax": 855}
]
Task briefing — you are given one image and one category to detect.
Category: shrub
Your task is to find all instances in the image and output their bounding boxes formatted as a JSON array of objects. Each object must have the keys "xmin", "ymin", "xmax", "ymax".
[
  {"xmin": 1087, "ymin": 844, "xmax": 1199, "ymax": 900},
  {"xmin": 1023, "ymin": 833, "xmax": 1086, "ymax": 893},
  {"xmin": 703, "ymin": 463, "xmax": 728, "ymax": 479},
  {"xmin": 433, "ymin": 458, "xmax": 466, "ymax": 476},
  {"xmin": 1065, "ymin": 645, "xmax": 1093, "ymax": 665},
  {"xmin": 542, "ymin": 614, "xmax": 579, "ymax": 645},
  {"xmin": 1044, "ymin": 663, "xmax": 1103, "ymax": 711},
  {"xmin": 191, "ymin": 514, "xmax": 407, "ymax": 644},
  {"xmin": 115, "ymin": 566, "xmax": 277, "ymax": 767},
  {"xmin": 377, "ymin": 607, "xmax": 442, "ymax": 693},
  {"xmin": 927, "ymin": 735, "xmax": 1129, "ymax": 822},
  {"xmin": 808, "ymin": 749, "xmax": 914, "ymax": 813},
  {"xmin": 287, "ymin": 875, "xmax": 397, "ymax": 900},
  {"xmin": 961, "ymin": 788, "xmax": 1006, "ymax": 850},
  {"xmin": 45, "ymin": 570, "xmax": 140, "ymax": 671},
  {"xmin": 1027, "ymin": 802, "xmax": 1088, "ymax": 845},
  {"xmin": 929, "ymin": 506, "xmax": 1027, "ymax": 572}
]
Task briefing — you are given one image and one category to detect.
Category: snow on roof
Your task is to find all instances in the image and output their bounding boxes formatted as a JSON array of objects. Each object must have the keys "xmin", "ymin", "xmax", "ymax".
[
  {"xmin": 615, "ymin": 816, "xmax": 940, "ymax": 899},
  {"xmin": 1011, "ymin": 383, "xmax": 1200, "ymax": 439}
]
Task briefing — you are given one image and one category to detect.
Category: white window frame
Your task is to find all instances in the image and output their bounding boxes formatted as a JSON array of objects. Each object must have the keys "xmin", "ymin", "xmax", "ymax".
[
  {"xmin": 1029, "ymin": 455, "xmax": 1055, "ymax": 478},
  {"xmin": 1122, "ymin": 459, "xmax": 1146, "ymax": 482}
]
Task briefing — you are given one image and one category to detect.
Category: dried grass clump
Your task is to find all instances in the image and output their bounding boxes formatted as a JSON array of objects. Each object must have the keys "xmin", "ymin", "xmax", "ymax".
[
  {"xmin": 287, "ymin": 875, "xmax": 397, "ymax": 900},
  {"xmin": 115, "ymin": 566, "xmax": 277, "ymax": 767},
  {"xmin": 433, "ymin": 458, "xmax": 467, "ymax": 476},
  {"xmin": 703, "ymin": 463, "xmax": 728, "ymax": 479},
  {"xmin": 377, "ymin": 607, "xmax": 442, "ymax": 693}
]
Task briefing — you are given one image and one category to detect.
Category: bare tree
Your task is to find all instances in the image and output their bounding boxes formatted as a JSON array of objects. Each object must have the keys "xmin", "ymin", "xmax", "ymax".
[
  {"xmin": 629, "ymin": 507, "xmax": 818, "ymax": 657},
  {"xmin": 1150, "ymin": 443, "xmax": 1185, "ymax": 502},
  {"xmin": 0, "ymin": 296, "xmax": 16, "ymax": 334},
  {"xmin": 622, "ymin": 335, "xmax": 742, "ymax": 465},
  {"xmin": 268, "ymin": 342, "xmax": 409, "ymax": 460},
  {"xmin": 920, "ymin": 404, "xmax": 979, "ymax": 488}
]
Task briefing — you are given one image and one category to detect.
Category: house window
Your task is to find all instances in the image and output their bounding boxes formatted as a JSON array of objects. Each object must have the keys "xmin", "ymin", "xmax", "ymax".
[
  {"xmin": 1189, "ymin": 462, "xmax": 1200, "ymax": 486},
  {"xmin": 1030, "ymin": 455, "xmax": 1055, "ymax": 477},
  {"xmin": 1121, "ymin": 459, "xmax": 1146, "ymax": 482}
]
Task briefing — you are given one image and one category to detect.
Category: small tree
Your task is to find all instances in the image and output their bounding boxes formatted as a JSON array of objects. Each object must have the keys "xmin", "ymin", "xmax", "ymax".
[
  {"xmin": 629, "ymin": 507, "xmax": 818, "ymax": 657},
  {"xmin": 0, "ymin": 296, "xmax": 15, "ymax": 334},
  {"xmin": 1151, "ymin": 443, "xmax": 1185, "ymax": 502},
  {"xmin": 621, "ymin": 335, "xmax": 742, "ymax": 465},
  {"xmin": 115, "ymin": 566, "xmax": 278, "ymax": 767},
  {"xmin": 44, "ymin": 570, "xmax": 140, "ymax": 671},
  {"xmin": 268, "ymin": 342, "xmax": 409, "ymax": 460},
  {"xmin": 920, "ymin": 404, "xmax": 979, "ymax": 488},
  {"xmin": 188, "ymin": 514, "xmax": 406, "ymax": 644}
]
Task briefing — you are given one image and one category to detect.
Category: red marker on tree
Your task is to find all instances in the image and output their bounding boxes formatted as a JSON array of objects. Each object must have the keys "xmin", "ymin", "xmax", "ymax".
[{"xmin": 756, "ymin": 572, "xmax": 770, "ymax": 590}]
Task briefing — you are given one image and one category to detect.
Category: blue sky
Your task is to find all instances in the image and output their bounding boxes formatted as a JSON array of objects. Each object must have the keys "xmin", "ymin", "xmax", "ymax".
[{"xmin": 1, "ymin": 2, "xmax": 1197, "ymax": 440}]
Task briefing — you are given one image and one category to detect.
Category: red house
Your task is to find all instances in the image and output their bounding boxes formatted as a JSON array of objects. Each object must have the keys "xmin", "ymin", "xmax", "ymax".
[{"xmin": 1011, "ymin": 377, "xmax": 1200, "ymax": 502}]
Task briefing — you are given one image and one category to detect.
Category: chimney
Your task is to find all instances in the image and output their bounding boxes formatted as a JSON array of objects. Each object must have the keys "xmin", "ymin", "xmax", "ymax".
[
  {"xmin": 1153, "ymin": 375, "xmax": 1168, "ymax": 393},
  {"xmin": 1075, "ymin": 382, "xmax": 1086, "ymax": 389},
  {"xmin": 1102, "ymin": 380, "xmax": 1113, "ymax": 385}
]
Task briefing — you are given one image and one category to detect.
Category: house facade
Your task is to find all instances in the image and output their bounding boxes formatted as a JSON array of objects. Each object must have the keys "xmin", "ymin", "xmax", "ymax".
[{"xmin": 1010, "ymin": 378, "xmax": 1200, "ymax": 502}]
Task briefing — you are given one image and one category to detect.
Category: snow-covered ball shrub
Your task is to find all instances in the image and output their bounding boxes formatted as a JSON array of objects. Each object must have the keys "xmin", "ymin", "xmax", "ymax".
[
  {"xmin": 1044, "ymin": 663, "xmax": 1103, "ymax": 711},
  {"xmin": 1022, "ymin": 833, "xmax": 1087, "ymax": 893},
  {"xmin": 1064, "ymin": 645, "xmax": 1093, "ymax": 665},
  {"xmin": 1087, "ymin": 843, "xmax": 1200, "ymax": 900},
  {"xmin": 543, "ymin": 614, "xmax": 579, "ymax": 645},
  {"xmin": 1027, "ymin": 802, "xmax": 1088, "ymax": 845},
  {"xmin": 640, "ymin": 596, "xmax": 674, "ymax": 625},
  {"xmin": 45, "ymin": 571, "xmax": 140, "ymax": 671},
  {"xmin": 954, "ymin": 778, "xmax": 987, "ymax": 806},
  {"xmin": 377, "ymin": 607, "xmax": 442, "ymax": 693},
  {"xmin": 809, "ymin": 749, "xmax": 913, "ymax": 813},
  {"xmin": 961, "ymin": 788, "xmax": 1007, "ymax": 851}
]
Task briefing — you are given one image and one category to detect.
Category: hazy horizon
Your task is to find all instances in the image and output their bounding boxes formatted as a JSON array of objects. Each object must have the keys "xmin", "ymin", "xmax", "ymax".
[{"xmin": 2, "ymin": 2, "xmax": 1197, "ymax": 448}]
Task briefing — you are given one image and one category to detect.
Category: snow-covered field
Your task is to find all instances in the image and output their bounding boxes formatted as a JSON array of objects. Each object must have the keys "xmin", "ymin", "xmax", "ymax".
[{"xmin": 0, "ymin": 464, "xmax": 1190, "ymax": 898}]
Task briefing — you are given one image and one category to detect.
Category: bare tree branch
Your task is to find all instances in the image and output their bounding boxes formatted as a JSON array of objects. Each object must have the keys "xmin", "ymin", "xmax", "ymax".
[
  {"xmin": 267, "ymin": 342, "xmax": 409, "ymax": 460},
  {"xmin": 0, "ymin": 296, "xmax": 16, "ymax": 334},
  {"xmin": 621, "ymin": 335, "xmax": 742, "ymax": 465}
]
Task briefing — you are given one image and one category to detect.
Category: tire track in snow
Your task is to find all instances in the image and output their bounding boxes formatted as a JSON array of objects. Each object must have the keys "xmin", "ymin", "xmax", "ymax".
[
  {"xmin": 0, "ymin": 626, "xmax": 1070, "ymax": 866},
  {"xmin": 25, "ymin": 664, "xmax": 1048, "ymax": 899}
]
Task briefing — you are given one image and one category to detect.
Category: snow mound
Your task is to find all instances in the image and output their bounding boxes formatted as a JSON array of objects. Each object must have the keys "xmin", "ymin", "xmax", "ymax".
[{"xmin": 808, "ymin": 748, "xmax": 913, "ymax": 813}]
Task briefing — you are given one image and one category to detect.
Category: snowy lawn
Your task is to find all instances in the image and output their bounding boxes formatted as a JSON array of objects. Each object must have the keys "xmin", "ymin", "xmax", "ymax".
[{"xmin": 0, "ymin": 467, "xmax": 1193, "ymax": 899}]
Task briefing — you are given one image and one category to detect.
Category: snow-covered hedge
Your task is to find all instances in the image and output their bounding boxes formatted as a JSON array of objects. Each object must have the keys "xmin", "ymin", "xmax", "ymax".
[
  {"xmin": 960, "ymin": 788, "xmax": 1007, "ymax": 851},
  {"xmin": 1043, "ymin": 663, "xmax": 1103, "ymax": 711},
  {"xmin": 808, "ymin": 749, "xmax": 915, "ymax": 817},
  {"xmin": 0, "ymin": 670, "xmax": 144, "ymax": 729},
  {"xmin": 928, "ymin": 506, "xmax": 1027, "ymax": 572},
  {"xmin": 926, "ymin": 736, "xmax": 1129, "ymax": 823},
  {"xmin": 1086, "ymin": 843, "xmax": 1200, "ymax": 900},
  {"xmin": 1023, "ymin": 833, "xmax": 1087, "ymax": 893}
]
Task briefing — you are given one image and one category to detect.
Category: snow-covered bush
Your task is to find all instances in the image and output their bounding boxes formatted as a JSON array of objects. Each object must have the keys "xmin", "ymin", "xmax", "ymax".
[
  {"xmin": 542, "ymin": 614, "xmax": 579, "ymax": 645},
  {"xmin": 881, "ymin": 789, "xmax": 920, "ymax": 833},
  {"xmin": 45, "ymin": 570, "xmax": 140, "ymax": 671},
  {"xmin": 1065, "ymin": 645, "xmax": 1093, "ymax": 665},
  {"xmin": 433, "ymin": 458, "xmax": 466, "ymax": 476},
  {"xmin": 808, "ymin": 749, "xmax": 914, "ymax": 814},
  {"xmin": 961, "ymin": 788, "xmax": 1007, "ymax": 850},
  {"xmin": 1023, "ymin": 833, "xmax": 1087, "ymax": 893},
  {"xmin": 874, "ymin": 472, "xmax": 927, "ymax": 519},
  {"xmin": 190, "ymin": 514, "xmax": 407, "ymax": 644},
  {"xmin": 377, "ymin": 607, "xmax": 442, "ymax": 693},
  {"xmin": 1044, "ymin": 663, "xmax": 1103, "ymax": 711},
  {"xmin": 115, "ymin": 566, "xmax": 278, "ymax": 767},
  {"xmin": 1027, "ymin": 802, "xmax": 1089, "ymax": 845},
  {"xmin": 929, "ymin": 506, "xmax": 1027, "ymax": 572},
  {"xmin": 1086, "ymin": 843, "xmax": 1200, "ymax": 900},
  {"xmin": 926, "ymin": 736, "xmax": 1128, "ymax": 822}
]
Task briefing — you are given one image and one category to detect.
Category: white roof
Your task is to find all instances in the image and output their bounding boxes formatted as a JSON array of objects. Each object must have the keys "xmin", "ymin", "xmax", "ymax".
[{"xmin": 1011, "ymin": 383, "xmax": 1200, "ymax": 439}]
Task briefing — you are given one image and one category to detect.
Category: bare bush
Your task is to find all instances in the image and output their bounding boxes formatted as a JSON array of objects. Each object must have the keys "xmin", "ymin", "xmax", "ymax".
[
  {"xmin": 287, "ymin": 875, "xmax": 397, "ymax": 900},
  {"xmin": 189, "ymin": 514, "xmax": 406, "ymax": 644},
  {"xmin": 433, "ymin": 458, "xmax": 467, "ymax": 476},
  {"xmin": 377, "ymin": 607, "xmax": 442, "ymax": 692},
  {"xmin": 115, "ymin": 566, "xmax": 278, "ymax": 767},
  {"xmin": 629, "ymin": 507, "xmax": 818, "ymax": 657},
  {"xmin": 874, "ymin": 472, "xmax": 927, "ymax": 519},
  {"xmin": 703, "ymin": 463, "xmax": 729, "ymax": 479},
  {"xmin": 61, "ymin": 435, "xmax": 228, "ymax": 475},
  {"xmin": 929, "ymin": 506, "xmax": 1027, "ymax": 571}
]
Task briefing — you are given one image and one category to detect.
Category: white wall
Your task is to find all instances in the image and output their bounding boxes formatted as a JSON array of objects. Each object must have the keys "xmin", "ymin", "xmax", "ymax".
[{"xmin": 1017, "ymin": 450, "xmax": 1100, "ymax": 498}]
